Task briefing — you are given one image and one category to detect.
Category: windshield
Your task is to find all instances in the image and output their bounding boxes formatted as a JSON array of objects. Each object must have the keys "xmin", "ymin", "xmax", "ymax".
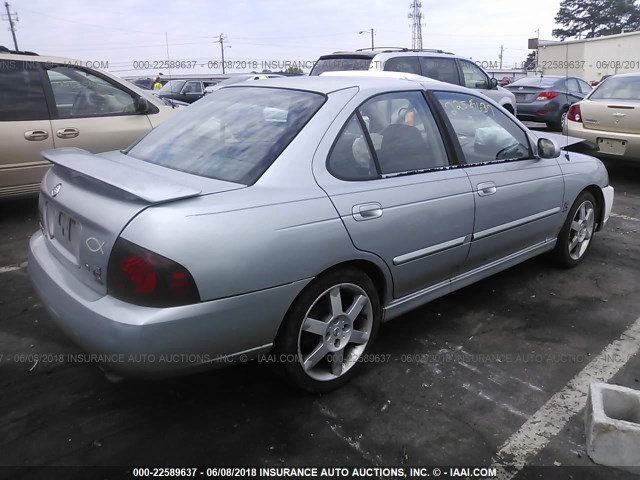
[
  {"xmin": 509, "ymin": 77, "xmax": 558, "ymax": 88},
  {"xmin": 126, "ymin": 87, "xmax": 326, "ymax": 185},
  {"xmin": 310, "ymin": 57, "xmax": 372, "ymax": 76},
  {"xmin": 158, "ymin": 80, "xmax": 186, "ymax": 94},
  {"xmin": 590, "ymin": 76, "xmax": 640, "ymax": 100}
]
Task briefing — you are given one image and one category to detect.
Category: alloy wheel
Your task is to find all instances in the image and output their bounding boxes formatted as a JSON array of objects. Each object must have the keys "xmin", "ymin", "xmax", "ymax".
[{"xmin": 297, "ymin": 283, "xmax": 373, "ymax": 381}]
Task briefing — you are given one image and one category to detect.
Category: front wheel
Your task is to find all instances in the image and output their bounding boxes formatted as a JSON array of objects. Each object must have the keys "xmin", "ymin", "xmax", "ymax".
[
  {"xmin": 553, "ymin": 191, "xmax": 597, "ymax": 268},
  {"xmin": 273, "ymin": 268, "xmax": 381, "ymax": 393}
]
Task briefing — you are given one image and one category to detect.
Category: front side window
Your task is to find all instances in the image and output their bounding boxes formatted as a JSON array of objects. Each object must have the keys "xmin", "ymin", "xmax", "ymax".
[
  {"xmin": 419, "ymin": 57, "xmax": 460, "ymax": 85},
  {"xmin": 182, "ymin": 81, "xmax": 202, "ymax": 94},
  {"xmin": 328, "ymin": 91, "xmax": 449, "ymax": 180},
  {"xmin": 0, "ymin": 60, "xmax": 48, "ymax": 121},
  {"xmin": 46, "ymin": 65, "xmax": 137, "ymax": 118},
  {"xmin": 127, "ymin": 87, "xmax": 325, "ymax": 185},
  {"xmin": 435, "ymin": 91, "xmax": 532, "ymax": 164},
  {"xmin": 383, "ymin": 56, "xmax": 421, "ymax": 75},
  {"xmin": 459, "ymin": 60, "xmax": 489, "ymax": 89},
  {"xmin": 158, "ymin": 80, "xmax": 186, "ymax": 94}
]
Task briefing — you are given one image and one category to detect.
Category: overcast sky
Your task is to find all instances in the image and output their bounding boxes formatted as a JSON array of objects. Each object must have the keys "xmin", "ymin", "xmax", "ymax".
[{"xmin": 3, "ymin": 0, "xmax": 563, "ymax": 77}]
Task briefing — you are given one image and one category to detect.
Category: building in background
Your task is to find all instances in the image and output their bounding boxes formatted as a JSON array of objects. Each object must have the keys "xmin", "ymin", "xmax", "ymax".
[{"xmin": 538, "ymin": 31, "xmax": 640, "ymax": 84}]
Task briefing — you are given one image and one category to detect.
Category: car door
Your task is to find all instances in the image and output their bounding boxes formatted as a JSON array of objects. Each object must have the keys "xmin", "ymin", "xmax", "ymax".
[
  {"xmin": 431, "ymin": 90, "xmax": 564, "ymax": 271},
  {"xmin": 43, "ymin": 64, "xmax": 153, "ymax": 153},
  {"xmin": 314, "ymin": 90, "xmax": 475, "ymax": 299},
  {"xmin": 0, "ymin": 59, "xmax": 54, "ymax": 197}
]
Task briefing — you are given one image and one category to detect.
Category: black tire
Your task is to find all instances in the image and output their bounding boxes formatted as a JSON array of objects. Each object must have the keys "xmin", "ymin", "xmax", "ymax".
[
  {"xmin": 273, "ymin": 267, "xmax": 381, "ymax": 393},
  {"xmin": 546, "ymin": 109, "xmax": 568, "ymax": 132},
  {"xmin": 553, "ymin": 191, "xmax": 597, "ymax": 268}
]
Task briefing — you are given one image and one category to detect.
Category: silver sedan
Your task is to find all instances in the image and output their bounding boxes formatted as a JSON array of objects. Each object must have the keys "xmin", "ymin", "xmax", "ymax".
[{"xmin": 28, "ymin": 75, "xmax": 614, "ymax": 392}]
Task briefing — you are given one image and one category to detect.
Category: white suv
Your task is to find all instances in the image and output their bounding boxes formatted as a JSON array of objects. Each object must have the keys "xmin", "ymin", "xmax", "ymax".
[
  {"xmin": 310, "ymin": 48, "xmax": 517, "ymax": 115},
  {"xmin": 0, "ymin": 47, "xmax": 179, "ymax": 199}
]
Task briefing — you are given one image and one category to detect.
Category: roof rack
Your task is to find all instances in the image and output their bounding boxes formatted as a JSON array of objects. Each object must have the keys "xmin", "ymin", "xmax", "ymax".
[
  {"xmin": 354, "ymin": 47, "xmax": 455, "ymax": 55},
  {"xmin": 0, "ymin": 45, "xmax": 39, "ymax": 56}
]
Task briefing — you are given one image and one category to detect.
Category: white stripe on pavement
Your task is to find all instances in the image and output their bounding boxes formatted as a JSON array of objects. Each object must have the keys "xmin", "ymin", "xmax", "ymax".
[
  {"xmin": 0, "ymin": 261, "xmax": 27, "ymax": 274},
  {"xmin": 493, "ymin": 316, "xmax": 640, "ymax": 479},
  {"xmin": 611, "ymin": 212, "xmax": 640, "ymax": 222}
]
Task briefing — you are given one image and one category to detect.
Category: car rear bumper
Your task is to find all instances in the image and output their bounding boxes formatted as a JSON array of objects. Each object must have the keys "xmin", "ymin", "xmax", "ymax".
[
  {"xmin": 566, "ymin": 121, "xmax": 640, "ymax": 160},
  {"xmin": 515, "ymin": 102, "xmax": 562, "ymax": 123},
  {"xmin": 28, "ymin": 231, "xmax": 310, "ymax": 378}
]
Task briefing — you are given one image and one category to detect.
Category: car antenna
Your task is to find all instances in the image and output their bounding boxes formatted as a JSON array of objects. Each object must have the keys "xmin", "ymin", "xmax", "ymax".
[{"xmin": 165, "ymin": 32, "xmax": 176, "ymax": 108}]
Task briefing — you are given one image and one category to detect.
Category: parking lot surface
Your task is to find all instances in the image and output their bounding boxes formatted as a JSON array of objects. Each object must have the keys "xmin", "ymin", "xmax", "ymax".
[{"xmin": 0, "ymin": 147, "xmax": 639, "ymax": 478}]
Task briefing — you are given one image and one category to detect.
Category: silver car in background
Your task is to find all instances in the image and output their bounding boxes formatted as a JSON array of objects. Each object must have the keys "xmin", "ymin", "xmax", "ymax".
[{"xmin": 29, "ymin": 75, "xmax": 614, "ymax": 392}]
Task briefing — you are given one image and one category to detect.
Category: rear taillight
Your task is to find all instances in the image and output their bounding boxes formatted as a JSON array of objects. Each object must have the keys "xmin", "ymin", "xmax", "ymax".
[
  {"xmin": 536, "ymin": 91, "xmax": 559, "ymax": 100},
  {"xmin": 107, "ymin": 238, "xmax": 200, "ymax": 307},
  {"xmin": 567, "ymin": 104, "xmax": 582, "ymax": 123}
]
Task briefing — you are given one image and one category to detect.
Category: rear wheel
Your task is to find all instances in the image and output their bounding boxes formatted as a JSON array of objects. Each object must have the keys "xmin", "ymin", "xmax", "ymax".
[
  {"xmin": 553, "ymin": 191, "xmax": 597, "ymax": 268},
  {"xmin": 273, "ymin": 268, "xmax": 381, "ymax": 393},
  {"xmin": 546, "ymin": 109, "xmax": 567, "ymax": 132}
]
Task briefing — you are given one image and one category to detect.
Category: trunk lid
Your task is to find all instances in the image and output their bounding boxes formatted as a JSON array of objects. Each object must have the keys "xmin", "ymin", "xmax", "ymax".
[
  {"xmin": 579, "ymin": 99, "xmax": 640, "ymax": 134},
  {"xmin": 38, "ymin": 148, "xmax": 244, "ymax": 295},
  {"xmin": 505, "ymin": 86, "xmax": 545, "ymax": 103}
]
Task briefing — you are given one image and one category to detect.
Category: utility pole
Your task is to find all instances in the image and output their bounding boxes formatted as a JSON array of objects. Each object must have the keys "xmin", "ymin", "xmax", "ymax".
[
  {"xmin": 499, "ymin": 44, "xmax": 504, "ymax": 69},
  {"xmin": 2, "ymin": 2, "xmax": 19, "ymax": 51},
  {"xmin": 359, "ymin": 29, "xmax": 374, "ymax": 50},
  {"xmin": 218, "ymin": 33, "xmax": 227, "ymax": 74}
]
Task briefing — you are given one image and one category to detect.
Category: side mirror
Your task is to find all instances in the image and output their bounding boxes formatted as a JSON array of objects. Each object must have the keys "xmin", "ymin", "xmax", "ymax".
[
  {"xmin": 489, "ymin": 78, "xmax": 498, "ymax": 89},
  {"xmin": 537, "ymin": 137, "xmax": 561, "ymax": 159},
  {"xmin": 135, "ymin": 96, "xmax": 151, "ymax": 114}
]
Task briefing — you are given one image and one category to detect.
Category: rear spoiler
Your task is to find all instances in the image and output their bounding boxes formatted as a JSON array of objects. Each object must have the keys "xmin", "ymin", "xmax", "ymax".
[{"xmin": 41, "ymin": 148, "xmax": 201, "ymax": 203}]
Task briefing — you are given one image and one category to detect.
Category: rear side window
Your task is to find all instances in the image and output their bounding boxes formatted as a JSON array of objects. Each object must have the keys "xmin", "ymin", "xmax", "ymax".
[
  {"xmin": 419, "ymin": 57, "xmax": 460, "ymax": 85},
  {"xmin": 328, "ymin": 91, "xmax": 450, "ymax": 180},
  {"xmin": 0, "ymin": 60, "xmax": 48, "ymax": 121},
  {"xmin": 383, "ymin": 57, "xmax": 421, "ymax": 75},
  {"xmin": 127, "ymin": 87, "xmax": 325, "ymax": 185}
]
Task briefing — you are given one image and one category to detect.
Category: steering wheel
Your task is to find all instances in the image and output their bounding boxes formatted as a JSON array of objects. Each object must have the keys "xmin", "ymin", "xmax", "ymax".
[{"xmin": 495, "ymin": 142, "xmax": 523, "ymax": 160}]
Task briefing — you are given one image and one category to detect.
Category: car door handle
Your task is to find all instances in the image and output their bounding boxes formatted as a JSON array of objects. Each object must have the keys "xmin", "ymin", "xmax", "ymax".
[
  {"xmin": 56, "ymin": 127, "xmax": 79, "ymax": 139},
  {"xmin": 24, "ymin": 130, "xmax": 49, "ymax": 141},
  {"xmin": 477, "ymin": 182, "xmax": 497, "ymax": 196},
  {"xmin": 352, "ymin": 203, "xmax": 383, "ymax": 221}
]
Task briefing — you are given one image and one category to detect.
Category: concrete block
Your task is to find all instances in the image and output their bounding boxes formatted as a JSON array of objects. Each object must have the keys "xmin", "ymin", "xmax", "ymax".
[{"xmin": 585, "ymin": 382, "xmax": 640, "ymax": 474}]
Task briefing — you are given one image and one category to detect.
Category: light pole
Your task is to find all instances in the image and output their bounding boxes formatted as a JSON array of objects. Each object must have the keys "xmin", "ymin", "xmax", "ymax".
[{"xmin": 359, "ymin": 29, "xmax": 374, "ymax": 50}]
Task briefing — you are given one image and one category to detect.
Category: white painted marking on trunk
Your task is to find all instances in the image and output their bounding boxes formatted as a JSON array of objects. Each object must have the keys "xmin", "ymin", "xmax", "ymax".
[
  {"xmin": 492, "ymin": 316, "xmax": 640, "ymax": 479},
  {"xmin": 611, "ymin": 212, "xmax": 640, "ymax": 222}
]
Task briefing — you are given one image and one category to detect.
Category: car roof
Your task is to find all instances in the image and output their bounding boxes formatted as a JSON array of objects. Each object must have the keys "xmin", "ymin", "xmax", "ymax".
[
  {"xmin": 221, "ymin": 73, "xmax": 466, "ymax": 95},
  {"xmin": 320, "ymin": 48, "xmax": 455, "ymax": 59}
]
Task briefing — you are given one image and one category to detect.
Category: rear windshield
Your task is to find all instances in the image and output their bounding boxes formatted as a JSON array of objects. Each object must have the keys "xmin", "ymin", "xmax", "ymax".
[
  {"xmin": 590, "ymin": 76, "xmax": 640, "ymax": 100},
  {"xmin": 509, "ymin": 77, "xmax": 558, "ymax": 87},
  {"xmin": 126, "ymin": 87, "xmax": 326, "ymax": 185},
  {"xmin": 310, "ymin": 56, "xmax": 372, "ymax": 76}
]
